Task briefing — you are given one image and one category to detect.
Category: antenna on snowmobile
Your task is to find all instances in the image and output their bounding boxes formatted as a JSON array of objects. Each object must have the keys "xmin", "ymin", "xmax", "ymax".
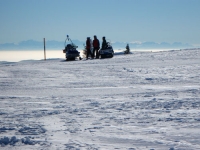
[
  {"xmin": 66, "ymin": 35, "xmax": 73, "ymax": 44},
  {"xmin": 65, "ymin": 34, "xmax": 77, "ymax": 48},
  {"xmin": 65, "ymin": 35, "xmax": 72, "ymax": 46}
]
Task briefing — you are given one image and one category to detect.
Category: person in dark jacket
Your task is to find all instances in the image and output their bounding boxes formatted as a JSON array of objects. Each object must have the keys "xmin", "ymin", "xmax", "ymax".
[
  {"xmin": 101, "ymin": 36, "xmax": 107, "ymax": 50},
  {"xmin": 93, "ymin": 35, "xmax": 100, "ymax": 58},
  {"xmin": 125, "ymin": 44, "xmax": 130, "ymax": 54},
  {"xmin": 86, "ymin": 37, "xmax": 92, "ymax": 59}
]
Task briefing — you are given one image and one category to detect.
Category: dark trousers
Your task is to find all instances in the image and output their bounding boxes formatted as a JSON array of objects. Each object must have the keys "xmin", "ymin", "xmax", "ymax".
[
  {"xmin": 86, "ymin": 48, "xmax": 92, "ymax": 59},
  {"xmin": 93, "ymin": 47, "xmax": 99, "ymax": 58}
]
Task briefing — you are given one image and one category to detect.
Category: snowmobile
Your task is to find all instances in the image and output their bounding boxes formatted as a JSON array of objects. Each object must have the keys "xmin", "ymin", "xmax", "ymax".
[
  {"xmin": 62, "ymin": 35, "xmax": 81, "ymax": 61},
  {"xmin": 99, "ymin": 42, "xmax": 114, "ymax": 58}
]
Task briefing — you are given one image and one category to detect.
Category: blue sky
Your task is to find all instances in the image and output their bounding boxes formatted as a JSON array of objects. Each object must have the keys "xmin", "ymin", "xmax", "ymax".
[{"xmin": 0, "ymin": 0, "xmax": 200, "ymax": 46}]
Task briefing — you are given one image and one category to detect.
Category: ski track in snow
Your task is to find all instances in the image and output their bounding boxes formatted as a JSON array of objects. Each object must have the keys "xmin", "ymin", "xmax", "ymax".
[{"xmin": 0, "ymin": 49, "xmax": 200, "ymax": 150}]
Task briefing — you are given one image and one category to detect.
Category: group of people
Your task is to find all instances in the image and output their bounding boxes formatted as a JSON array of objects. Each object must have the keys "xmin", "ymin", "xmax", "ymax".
[{"xmin": 86, "ymin": 35, "xmax": 108, "ymax": 59}]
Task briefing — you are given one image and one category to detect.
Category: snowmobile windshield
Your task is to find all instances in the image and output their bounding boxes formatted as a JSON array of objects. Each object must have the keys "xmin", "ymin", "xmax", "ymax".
[
  {"xmin": 64, "ymin": 40, "xmax": 72, "ymax": 47},
  {"xmin": 65, "ymin": 38, "xmax": 78, "ymax": 48}
]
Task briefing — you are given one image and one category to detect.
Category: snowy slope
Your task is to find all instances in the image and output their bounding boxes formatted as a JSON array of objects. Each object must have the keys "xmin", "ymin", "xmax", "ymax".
[{"xmin": 0, "ymin": 49, "xmax": 200, "ymax": 150}]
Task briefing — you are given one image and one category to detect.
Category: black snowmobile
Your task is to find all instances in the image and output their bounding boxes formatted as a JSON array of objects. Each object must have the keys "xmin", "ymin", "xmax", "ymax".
[
  {"xmin": 63, "ymin": 35, "xmax": 81, "ymax": 61},
  {"xmin": 99, "ymin": 42, "xmax": 114, "ymax": 58}
]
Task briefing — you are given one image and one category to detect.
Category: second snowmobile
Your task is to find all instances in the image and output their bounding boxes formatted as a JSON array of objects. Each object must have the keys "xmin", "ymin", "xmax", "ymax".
[{"xmin": 99, "ymin": 42, "xmax": 114, "ymax": 58}]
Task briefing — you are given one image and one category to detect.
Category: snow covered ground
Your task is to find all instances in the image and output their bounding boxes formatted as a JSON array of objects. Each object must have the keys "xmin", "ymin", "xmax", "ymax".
[{"xmin": 0, "ymin": 49, "xmax": 200, "ymax": 150}]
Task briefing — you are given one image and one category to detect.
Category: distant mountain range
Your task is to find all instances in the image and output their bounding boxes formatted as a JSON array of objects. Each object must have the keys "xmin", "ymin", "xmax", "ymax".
[{"xmin": 0, "ymin": 39, "xmax": 194, "ymax": 50}]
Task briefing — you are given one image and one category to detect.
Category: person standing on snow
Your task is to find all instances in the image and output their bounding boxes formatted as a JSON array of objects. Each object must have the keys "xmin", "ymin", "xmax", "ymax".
[
  {"xmin": 93, "ymin": 35, "xmax": 100, "ymax": 58},
  {"xmin": 86, "ymin": 37, "xmax": 92, "ymax": 59},
  {"xmin": 90, "ymin": 38, "xmax": 94, "ymax": 58},
  {"xmin": 125, "ymin": 43, "xmax": 130, "ymax": 54},
  {"xmin": 101, "ymin": 36, "xmax": 108, "ymax": 50}
]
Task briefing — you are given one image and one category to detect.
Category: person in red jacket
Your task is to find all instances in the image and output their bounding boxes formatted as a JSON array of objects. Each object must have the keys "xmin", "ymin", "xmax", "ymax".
[
  {"xmin": 86, "ymin": 37, "xmax": 92, "ymax": 59},
  {"xmin": 93, "ymin": 35, "xmax": 100, "ymax": 58}
]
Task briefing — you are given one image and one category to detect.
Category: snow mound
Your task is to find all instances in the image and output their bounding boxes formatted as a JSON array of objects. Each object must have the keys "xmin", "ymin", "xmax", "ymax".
[
  {"xmin": 0, "ymin": 136, "xmax": 38, "ymax": 146},
  {"xmin": 18, "ymin": 125, "xmax": 46, "ymax": 135}
]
